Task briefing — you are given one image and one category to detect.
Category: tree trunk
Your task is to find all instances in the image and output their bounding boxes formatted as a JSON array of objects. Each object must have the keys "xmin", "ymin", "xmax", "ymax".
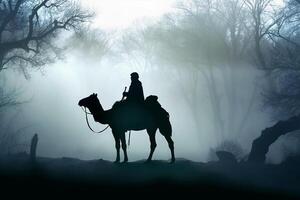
[
  {"xmin": 248, "ymin": 115, "xmax": 300, "ymax": 163},
  {"xmin": 30, "ymin": 133, "xmax": 38, "ymax": 163}
]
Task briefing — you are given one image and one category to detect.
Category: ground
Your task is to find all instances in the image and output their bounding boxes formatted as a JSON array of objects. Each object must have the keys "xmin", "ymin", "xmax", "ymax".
[{"xmin": 0, "ymin": 153, "xmax": 300, "ymax": 199}]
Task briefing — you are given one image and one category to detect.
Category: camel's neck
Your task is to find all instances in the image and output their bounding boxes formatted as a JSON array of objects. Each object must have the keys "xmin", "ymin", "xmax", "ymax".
[{"xmin": 88, "ymin": 99, "xmax": 109, "ymax": 124}]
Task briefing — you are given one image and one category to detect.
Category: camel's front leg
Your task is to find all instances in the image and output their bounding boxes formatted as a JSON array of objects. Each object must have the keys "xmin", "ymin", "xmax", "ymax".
[
  {"xmin": 120, "ymin": 133, "xmax": 128, "ymax": 163},
  {"xmin": 114, "ymin": 139, "xmax": 120, "ymax": 163},
  {"xmin": 113, "ymin": 133, "xmax": 120, "ymax": 163}
]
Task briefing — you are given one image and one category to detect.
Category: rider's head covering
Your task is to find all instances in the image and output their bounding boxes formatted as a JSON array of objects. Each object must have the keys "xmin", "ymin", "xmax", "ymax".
[{"xmin": 130, "ymin": 72, "xmax": 139, "ymax": 80}]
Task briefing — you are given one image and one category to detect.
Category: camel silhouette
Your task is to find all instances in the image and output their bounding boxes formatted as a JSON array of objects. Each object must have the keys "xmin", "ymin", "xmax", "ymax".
[{"xmin": 78, "ymin": 93, "xmax": 175, "ymax": 163}]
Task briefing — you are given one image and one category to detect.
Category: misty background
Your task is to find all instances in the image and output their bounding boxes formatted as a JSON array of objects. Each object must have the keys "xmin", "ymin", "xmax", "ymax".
[{"xmin": 1, "ymin": 0, "xmax": 299, "ymax": 164}]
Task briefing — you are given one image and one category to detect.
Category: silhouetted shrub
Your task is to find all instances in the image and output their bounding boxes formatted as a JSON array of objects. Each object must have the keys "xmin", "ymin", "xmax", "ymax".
[{"xmin": 207, "ymin": 140, "xmax": 245, "ymax": 162}]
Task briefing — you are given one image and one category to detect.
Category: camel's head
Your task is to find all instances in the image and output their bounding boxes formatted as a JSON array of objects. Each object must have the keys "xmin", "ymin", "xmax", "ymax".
[{"xmin": 78, "ymin": 93, "xmax": 98, "ymax": 108}]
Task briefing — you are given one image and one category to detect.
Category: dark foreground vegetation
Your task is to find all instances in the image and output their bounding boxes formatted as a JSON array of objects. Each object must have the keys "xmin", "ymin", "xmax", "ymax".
[{"xmin": 0, "ymin": 153, "xmax": 300, "ymax": 199}]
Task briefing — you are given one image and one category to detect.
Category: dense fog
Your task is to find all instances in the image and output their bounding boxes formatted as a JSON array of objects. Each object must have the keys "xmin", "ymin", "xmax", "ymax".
[{"xmin": 1, "ymin": 0, "xmax": 299, "ymax": 163}]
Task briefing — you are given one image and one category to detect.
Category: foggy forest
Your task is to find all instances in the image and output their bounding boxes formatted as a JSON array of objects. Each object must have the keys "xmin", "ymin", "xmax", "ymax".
[{"xmin": 1, "ymin": 0, "xmax": 300, "ymax": 198}]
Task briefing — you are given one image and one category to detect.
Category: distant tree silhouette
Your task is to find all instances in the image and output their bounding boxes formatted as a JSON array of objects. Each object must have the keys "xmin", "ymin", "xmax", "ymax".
[
  {"xmin": 65, "ymin": 26, "xmax": 111, "ymax": 62},
  {"xmin": 121, "ymin": 0, "xmax": 265, "ymax": 144},
  {"xmin": 263, "ymin": 0, "xmax": 300, "ymax": 118},
  {"xmin": 208, "ymin": 140, "xmax": 245, "ymax": 162}
]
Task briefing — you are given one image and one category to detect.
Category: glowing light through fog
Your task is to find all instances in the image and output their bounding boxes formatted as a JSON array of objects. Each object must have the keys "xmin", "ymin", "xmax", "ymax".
[
  {"xmin": 82, "ymin": 0, "xmax": 284, "ymax": 30},
  {"xmin": 82, "ymin": 0, "xmax": 176, "ymax": 30}
]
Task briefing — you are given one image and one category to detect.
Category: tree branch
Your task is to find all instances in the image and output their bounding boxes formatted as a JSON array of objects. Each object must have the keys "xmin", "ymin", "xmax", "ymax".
[
  {"xmin": 0, "ymin": 0, "xmax": 92, "ymax": 69},
  {"xmin": 0, "ymin": 0, "xmax": 24, "ymax": 42}
]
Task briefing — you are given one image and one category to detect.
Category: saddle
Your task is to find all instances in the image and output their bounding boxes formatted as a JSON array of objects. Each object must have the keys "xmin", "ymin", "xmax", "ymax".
[
  {"xmin": 112, "ymin": 95, "xmax": 169, "ymax": 120},
  {"xmin": 144, "ymin": 95, "xmax": 169, "ymax": 119}
]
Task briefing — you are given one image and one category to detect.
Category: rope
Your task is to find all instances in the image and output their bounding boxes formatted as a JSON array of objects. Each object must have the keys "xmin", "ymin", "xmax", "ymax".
[
  {"xmin": 82, "ymin": 107, "xmax": 109, "ymax": 134},
  {"xmin": 80, "ymin": 86, "xmax": 128, "ymax": 137},
  {"xmin": 81, "ymin": 106, "xmax": 91, "ymax": 114}
]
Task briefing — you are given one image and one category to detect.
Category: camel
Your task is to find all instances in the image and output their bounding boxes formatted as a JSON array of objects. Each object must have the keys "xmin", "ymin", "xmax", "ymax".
[{"xmin": 78, "ymin": 93, "xmax": 175, "ymax": 163}]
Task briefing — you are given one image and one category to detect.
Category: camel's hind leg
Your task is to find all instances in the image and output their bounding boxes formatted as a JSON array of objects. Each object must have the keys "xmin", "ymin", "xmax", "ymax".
[
  {"xmin": 120, "ymin": 132, "xmax": 128, "ymax": 163},
  {"xmin": 164, "ymin": 135, "xmax": 175, "ymax": 163},
  {"xmin": 159, "ymin": 120, "xmax": 175, "ymax": 163},
  {"xmin": 146, "ymin": 128, "xmax": 157, "ymax": 162}
]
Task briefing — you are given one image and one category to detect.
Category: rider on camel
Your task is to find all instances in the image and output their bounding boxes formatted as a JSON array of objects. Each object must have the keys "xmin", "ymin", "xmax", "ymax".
[{"xmin": 123, "ymin": 72, "xmax": 144, "ymax": 104}]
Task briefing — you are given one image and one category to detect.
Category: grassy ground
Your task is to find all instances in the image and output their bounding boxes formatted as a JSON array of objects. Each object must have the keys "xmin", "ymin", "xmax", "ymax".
[{"xmin": 0, "ymin": 154, "xmax": 299, "ymax": 199}]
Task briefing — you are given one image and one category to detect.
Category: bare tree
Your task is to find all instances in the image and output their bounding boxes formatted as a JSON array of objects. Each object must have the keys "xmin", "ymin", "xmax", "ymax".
[
  {"xmin": 248, "ymin": 0, "xmax": 300, "ymax": 163},
  {"xmin": 268, "ymin": 0, "xmax": 300, "ymax": 49},
  {"xmin": 0, "ymin": 0, "xmax": 93, "ymax": 78},
  {"xmin": 243, "ymin": 0, "xmax": 272, "ymax": 67},
  {"xmin": 242, "ymin": 0, "xmax": 300, "ymax": 69},
  {"xmin": 262, "ymin": 0, "xmax": 300, "ymax": 118},
  {"xmin": 0, "ymin": 0, "xmax": 93, "ymax": 155}
]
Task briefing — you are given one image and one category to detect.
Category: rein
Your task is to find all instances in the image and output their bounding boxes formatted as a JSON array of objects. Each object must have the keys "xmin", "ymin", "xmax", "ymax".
[
  {"xmin": 81, "ymin": 107, "xmax": 109, "ymax": 134},
  {"xmin": 80, "ymin": 87, "xmax": 131, "ymax": 145},
  {"xmin": 81, "ymin": 106, "xmax": 131, "ymax": 146}
]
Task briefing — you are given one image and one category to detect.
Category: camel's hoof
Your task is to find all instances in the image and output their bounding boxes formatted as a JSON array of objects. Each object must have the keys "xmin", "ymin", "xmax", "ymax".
[
  {"xmin": 114, "ymin": 160, "xmax": 120, "ymax": 164},
  {"xmin": 170, "ymin": 159, "xmax": 175, "ymax": 164}
]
